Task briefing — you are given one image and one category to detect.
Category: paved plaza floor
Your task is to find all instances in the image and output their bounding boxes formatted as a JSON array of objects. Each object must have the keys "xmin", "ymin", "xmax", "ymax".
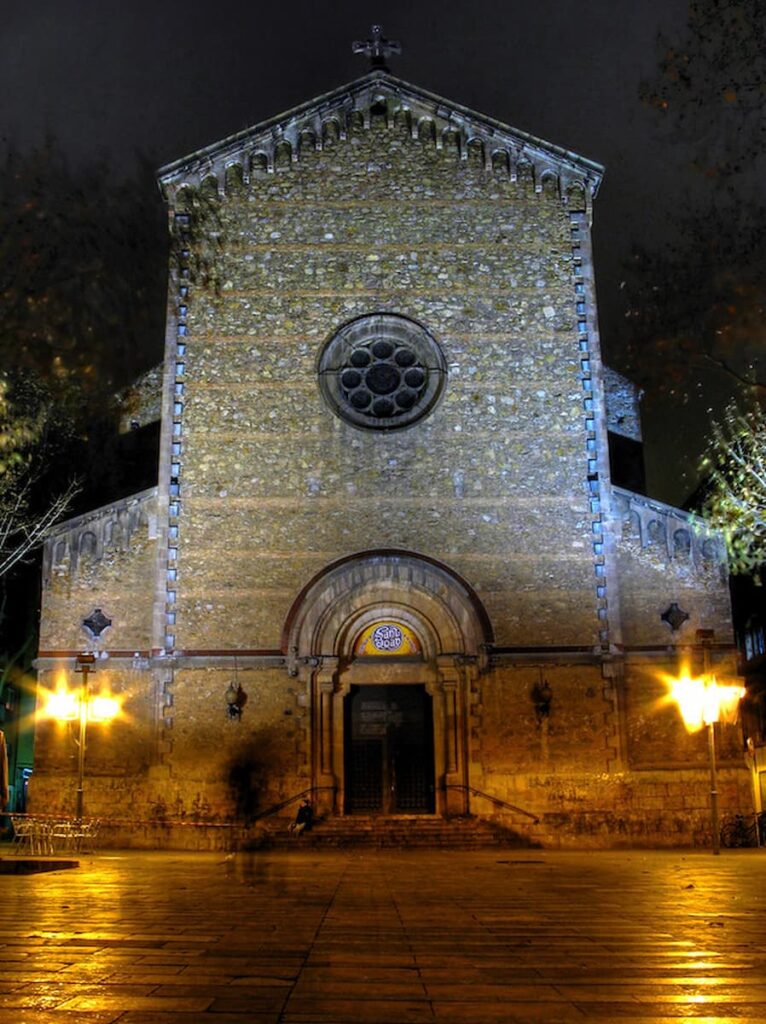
[{"xmin": 1, "ymin": 846, "xmax": 766, "ymax": 1023}]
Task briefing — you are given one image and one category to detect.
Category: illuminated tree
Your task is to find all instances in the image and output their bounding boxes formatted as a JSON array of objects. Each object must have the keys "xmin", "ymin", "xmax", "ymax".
[{"xmin": 702, "ymin": 405, "xmax": 766, "ymax": 577}]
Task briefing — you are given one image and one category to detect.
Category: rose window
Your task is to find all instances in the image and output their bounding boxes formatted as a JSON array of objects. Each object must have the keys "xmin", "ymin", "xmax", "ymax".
[{"xmin": 319, "ymin": 314, "xmax": 446, "ymax": 430}]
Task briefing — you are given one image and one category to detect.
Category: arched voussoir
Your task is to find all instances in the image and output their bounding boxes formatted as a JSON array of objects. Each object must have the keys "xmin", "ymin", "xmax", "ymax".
[{"xmin": 282, "ymin": 549, "xmax": 493, "ymax": 659}]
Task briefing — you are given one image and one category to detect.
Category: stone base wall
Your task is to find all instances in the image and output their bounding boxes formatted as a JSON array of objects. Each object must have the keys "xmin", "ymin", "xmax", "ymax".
[
  {"xmin": 28, "ymin": 655, "xmax": 752, "ymax": 851},
  {"xmin": 473, "ymin": 663, "xmax": 620, "ymax": 775},
  {"xmin": 472, "ymin": 767, "xmax": 751, "ymax": 850},
  {"xmin": 29, "ymin": 663, "xmax": 309, "ymax": 837},
  {"xmin": 29, "ymin": 765, "xmax": 751, "ymax": 852}
]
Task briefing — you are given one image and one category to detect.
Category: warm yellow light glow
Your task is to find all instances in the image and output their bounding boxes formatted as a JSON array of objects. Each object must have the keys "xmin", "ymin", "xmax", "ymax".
[
  {"xmin": 43, "ymin": 689, "xmax": 80, "ymax": 721},
  {"xmin": 668, "ymin": 674, "xmax": 706, "ymax": 731},
  {"xmin": 40, "ymin": 685, "xmax": 122, "ymax": 723},
  {"xmin": 88, "ymin": 694, "xmax": 120, "ymax": 722},
  {"xmin": 660, "ymin": 665, "xmax": 745, "ymax": 733},
  {"xmin": 711, "ymin": 680, "xmax": 747, "ymax": 724}
]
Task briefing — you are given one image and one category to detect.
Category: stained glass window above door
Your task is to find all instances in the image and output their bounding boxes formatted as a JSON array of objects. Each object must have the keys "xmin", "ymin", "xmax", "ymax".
[{"xmin": 353, "ymin": 621, "xmax": 422, "ymax": 656}]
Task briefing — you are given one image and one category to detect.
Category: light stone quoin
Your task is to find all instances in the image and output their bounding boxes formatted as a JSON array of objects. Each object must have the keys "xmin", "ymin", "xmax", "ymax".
[{"xmin": 32, "ymin": 67, "xmax": 745, "ymax": 850}]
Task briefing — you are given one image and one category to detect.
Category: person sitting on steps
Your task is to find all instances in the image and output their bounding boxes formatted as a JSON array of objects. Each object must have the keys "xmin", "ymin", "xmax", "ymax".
[{"xmin": 288, "ymin": 798, "xmax": 313, "ymax": 835}]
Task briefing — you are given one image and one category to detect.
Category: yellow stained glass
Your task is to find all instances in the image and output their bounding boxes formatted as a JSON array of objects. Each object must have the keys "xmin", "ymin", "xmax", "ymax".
[{"xmin": 353, "ymin": 621, "xmax": 421, "ymax": 656}]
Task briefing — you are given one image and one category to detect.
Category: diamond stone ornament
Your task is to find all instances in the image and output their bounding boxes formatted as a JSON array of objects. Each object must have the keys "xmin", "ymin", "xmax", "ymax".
[
  {"xmin": 660, "ymin": 603, "xmax": 689, "ymax": 632},
  {"xmin": 82, "ymin": 608, "xmax": 112, "ymax": 638}
]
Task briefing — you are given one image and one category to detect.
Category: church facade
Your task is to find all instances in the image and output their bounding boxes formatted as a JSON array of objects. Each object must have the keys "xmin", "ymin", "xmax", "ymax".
[{"xmin": 33, "ymin": 70, "xmax": 749, "ymax": 848}]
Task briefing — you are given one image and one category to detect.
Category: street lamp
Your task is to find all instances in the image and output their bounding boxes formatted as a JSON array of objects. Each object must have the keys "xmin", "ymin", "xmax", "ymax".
[
  {"xmin": 41, "ymin": 653, "xmax": 121, "ymax": 820},
  {"xmin": 664, "ymin": 632, "xmax": 745, "ymax": 855}
]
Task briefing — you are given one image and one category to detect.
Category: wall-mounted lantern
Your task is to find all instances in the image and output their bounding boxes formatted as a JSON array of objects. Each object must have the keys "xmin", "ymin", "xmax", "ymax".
[{"xmin": 225, "ymin": 659, "xmax": 247, "ymax": 719}]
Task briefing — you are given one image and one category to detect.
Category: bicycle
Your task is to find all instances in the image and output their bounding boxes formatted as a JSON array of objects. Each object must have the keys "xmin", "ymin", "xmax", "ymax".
[{"xmin": 719, "ymin": 812, "xmax": 766, "ymax": 848}]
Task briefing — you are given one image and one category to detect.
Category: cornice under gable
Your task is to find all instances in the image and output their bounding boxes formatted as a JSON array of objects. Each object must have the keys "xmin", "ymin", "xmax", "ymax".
[{"xmin": 157, "ymin": 70, "xmax": 603, "ymax": 204}]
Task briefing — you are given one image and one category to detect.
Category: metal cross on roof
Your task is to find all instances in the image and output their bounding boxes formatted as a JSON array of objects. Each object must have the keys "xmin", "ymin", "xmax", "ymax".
[{"xmin": 352, "ymin": 25, "xmax": 402, "ymax": 70}]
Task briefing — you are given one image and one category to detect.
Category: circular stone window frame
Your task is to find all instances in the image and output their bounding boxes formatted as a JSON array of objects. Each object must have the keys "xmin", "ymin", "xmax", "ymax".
[{"xmin": 317, "ymin": 313, "xmax": 447, "ymax": 432}]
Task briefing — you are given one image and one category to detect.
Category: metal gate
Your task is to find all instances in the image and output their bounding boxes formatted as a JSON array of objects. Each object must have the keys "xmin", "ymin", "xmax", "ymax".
[{"xmin": 344, "ymin": 684, "xmax": 435, "ymax": 814}]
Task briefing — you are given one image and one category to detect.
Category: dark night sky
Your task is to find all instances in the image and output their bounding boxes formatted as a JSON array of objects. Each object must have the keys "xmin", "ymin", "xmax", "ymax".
[{"xmin": 1, "ymin": 0, "xmax": 743, "ymax": 506}]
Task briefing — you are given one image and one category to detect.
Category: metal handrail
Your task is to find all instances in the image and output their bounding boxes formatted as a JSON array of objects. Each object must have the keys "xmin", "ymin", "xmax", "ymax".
[
  {"xmin": 445, "ymin": 784, "xmax": 540, "ymax": 824},
  {"xmin": 249, "ymin": 786, "xmax": 336, "ymax": 824}
]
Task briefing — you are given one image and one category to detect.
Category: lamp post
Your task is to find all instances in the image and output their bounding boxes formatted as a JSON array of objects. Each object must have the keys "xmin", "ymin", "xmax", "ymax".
[
  {"xmin": 665, "ymin": 631, "xmax": 745, "ymax": 855},
  {"xmin": 73, "ymin": 653, "xmax": 95, "ymax": 822},
  {"xmin": 42, "ymin": 653, "xmax": 120, "ymax": 821},
  {"xmin": 701, "ymin": 639, "xmax": 721, "ymax": 856}
]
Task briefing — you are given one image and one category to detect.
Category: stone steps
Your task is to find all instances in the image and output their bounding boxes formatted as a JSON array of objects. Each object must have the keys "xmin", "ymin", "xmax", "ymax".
[{"xmin": 250, "ymin": 814, "xmax": 541, "ymax": 850}]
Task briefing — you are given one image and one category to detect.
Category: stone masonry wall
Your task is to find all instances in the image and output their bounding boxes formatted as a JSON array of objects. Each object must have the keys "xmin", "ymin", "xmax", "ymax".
[
  {"xmin": 470, "ymin": 660, "xmax": 749, "ymax": 848},
  {"xmin": 172, "ymin": 118, "xmax": 599, "ymax": 651},
  {"xmin": 30, "ymin": 653, "xmax": 751, "ymax": 850},
  {"xmin": 117, "ymin": 365, "xmax": 163, "ymax": 433},
  {"xmin": 603, "ymin": 366, "xmax": 642, "ymax": 441},
  {"xmin": 30, "ymin": 660, "xmax": 157, "ymax": 819},
  {"xmin": 164, "ymin": 665, "xmax": 306, "ymax": 821},
  {"xmin": 623, "ymin": 655, "xmax": 742, "ymax": 768},
  {"xmin": 613, "ymin": 488, "xmax": 733, "ymax": 646},
  {"xmin": 482, "ymin": 764, "xmax": 750, "ymax": 849},
  {"xmin": 30, "ymin": 661, "xmax": 308, "ymax": 848},
  {"xmin": 474, "ymin": 663, "xmax": 617, "ymax": 775},
  {"xmin": 39, "ymin": 489, "xmax": 158, "ymax": 653}
]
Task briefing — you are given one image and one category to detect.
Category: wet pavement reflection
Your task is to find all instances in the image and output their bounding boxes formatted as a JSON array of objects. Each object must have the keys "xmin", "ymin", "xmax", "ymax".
[{"xmin": 0, "ymin": 847, "xmax": 765, "ymax": 1021}]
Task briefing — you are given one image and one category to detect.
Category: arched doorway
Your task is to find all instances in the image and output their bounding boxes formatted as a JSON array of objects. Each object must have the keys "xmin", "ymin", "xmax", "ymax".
[
  {"xmin": 283, "ymin": 551, "xmax": 492, "ymax": 817},
  {"xmin": 344, "ymin": 619, "xmax": 434, "ymax": 814},
  {"xmin": 345, "ymin": 683, "xmax": 435, "ymax": 814}
]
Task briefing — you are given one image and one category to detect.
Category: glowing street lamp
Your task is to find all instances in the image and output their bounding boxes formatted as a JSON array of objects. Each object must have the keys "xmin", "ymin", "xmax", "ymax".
[
  {"xmin": 664, "ymin": 632, "xmax": 745, "ymax": 855},
  {"xmin": 41, "ymin": 653, "xmax": 121, "ymax": 820}
]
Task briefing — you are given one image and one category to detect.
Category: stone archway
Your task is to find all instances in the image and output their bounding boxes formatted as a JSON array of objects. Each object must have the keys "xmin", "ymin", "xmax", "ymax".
[{"xmin": 283, "ymin": 551, "xmax": 492, "ymax": 817}]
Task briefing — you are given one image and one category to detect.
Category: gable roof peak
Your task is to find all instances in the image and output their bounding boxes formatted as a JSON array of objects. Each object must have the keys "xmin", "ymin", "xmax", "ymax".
[{"xmin": 158, "ymin": 70, "xmax": 603, "ymax": 202}]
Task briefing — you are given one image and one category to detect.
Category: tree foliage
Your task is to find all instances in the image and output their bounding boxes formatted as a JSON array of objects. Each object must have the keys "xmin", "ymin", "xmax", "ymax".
[
  {"xmin": 620, "ymin": 0, "xmax": 766, "ymax": 406},
  {"xmin": 0, "ymin": 139, "xmax": 167, "ymax": 426},
  {"xmin": 0, "ymin": 375, "xmax": 46, "ymax": 478},
  {"xmin": 0, "ymin": 139, "xmax": 167, "ymax": 642},
  {"xmin": 702, "ymin": 405, "xmax": 766, "ymax": 577},
  {"xmin": 639, "ymin": 0, "xmax": 766, "ymax": 186}
]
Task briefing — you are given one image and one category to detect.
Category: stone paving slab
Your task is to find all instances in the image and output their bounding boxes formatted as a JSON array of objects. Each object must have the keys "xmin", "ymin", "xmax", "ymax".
[{"xmin": 1, "ymin": 848, "xmax": 766, "ymax": 1022}]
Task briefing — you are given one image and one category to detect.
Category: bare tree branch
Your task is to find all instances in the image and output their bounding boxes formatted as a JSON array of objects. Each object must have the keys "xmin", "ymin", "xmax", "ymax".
[
  {"xmin": 0, "ymin": 372, "xmax": 78, "ymax": 582},
  {"xmin": 0, "ymin": 480, "xmax": 78, "ymax": 579}
]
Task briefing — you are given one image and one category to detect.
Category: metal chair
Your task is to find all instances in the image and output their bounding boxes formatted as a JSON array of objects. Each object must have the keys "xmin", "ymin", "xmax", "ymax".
[
  {"xmin": 74, "ymin": 818, "xmax": 101, "ymax": 852},
  {"xmin": 49, "ymin": 819, "xmax": 77, "ymax": 852},
  {"xmin": 10, "ymin": 816, "xmax": 51, "ymax": 856},
  {"xmin": 49, "ymin": 818, "xmax": 101, "ymax": 853}
]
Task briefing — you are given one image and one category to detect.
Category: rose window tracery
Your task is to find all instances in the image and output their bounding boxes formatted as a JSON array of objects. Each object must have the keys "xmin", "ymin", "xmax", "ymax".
[{"xmin": 318, "ymin": 314, "xmax": 446, "ymax": 430}]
